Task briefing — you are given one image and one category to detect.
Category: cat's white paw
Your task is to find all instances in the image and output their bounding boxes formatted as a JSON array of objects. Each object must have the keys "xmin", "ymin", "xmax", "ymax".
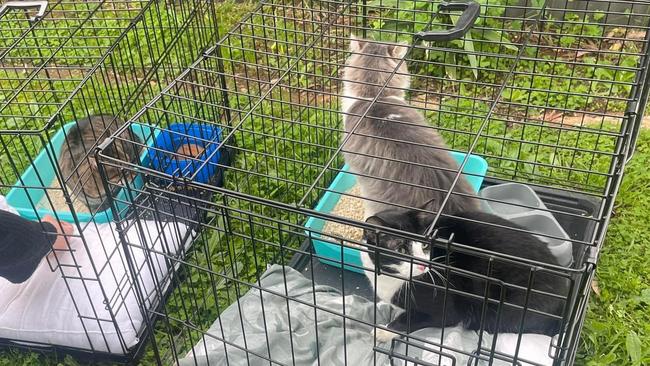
[{"xmin": 374, "ymin": 327, "xmax": 398, "ymax": 343}]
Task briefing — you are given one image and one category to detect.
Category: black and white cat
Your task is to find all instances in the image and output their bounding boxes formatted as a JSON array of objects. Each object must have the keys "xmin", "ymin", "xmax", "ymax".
[{"xmin": 360, "ymin": 209, "xmax": 570, "ymax": 341}]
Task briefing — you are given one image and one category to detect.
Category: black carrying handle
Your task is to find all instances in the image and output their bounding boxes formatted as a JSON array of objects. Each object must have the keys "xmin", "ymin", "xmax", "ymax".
[
  {"xmin": 0, "ymin": 1, "xmax": 48, "ymax": 22},
  {"xmin": 415, "ymin": 1, "xmax": 480, "ymax": 42}
]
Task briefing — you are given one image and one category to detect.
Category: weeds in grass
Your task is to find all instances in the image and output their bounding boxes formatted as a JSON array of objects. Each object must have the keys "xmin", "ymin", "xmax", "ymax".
[
  {"xmin": 365, "ymin": 1, "xmax": 639, "ymax": 115},
  {"xmin": 0, "ymin": 0, "xmax": 648, "ymax": 365},
  {"xmin": 576, "ymin": 131, "xmax": 650, "ymax": 366},
  {"xmin": 0, "ymin": 1, "xmax": 255, "ymax": 364}
]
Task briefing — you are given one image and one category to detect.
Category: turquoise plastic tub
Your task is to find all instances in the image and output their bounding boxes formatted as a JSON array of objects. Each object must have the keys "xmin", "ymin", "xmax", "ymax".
[
  {"xmin": 6, "ymin": 122, "xmax": 158, "ymax": 224},
  {"xmin": 304, "ymin": 151, "xmax": 489, "ymax": 273}
]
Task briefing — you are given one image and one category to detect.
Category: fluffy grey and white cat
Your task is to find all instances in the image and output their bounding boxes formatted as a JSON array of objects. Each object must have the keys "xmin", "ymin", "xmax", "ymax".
[{"xmin": 341, "ymin": 36, "xmax": 479, "ymax": 218}]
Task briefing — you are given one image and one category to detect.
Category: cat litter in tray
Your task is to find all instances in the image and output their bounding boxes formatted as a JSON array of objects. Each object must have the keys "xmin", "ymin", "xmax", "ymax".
[
  {"xmin": 479, "ymin": 183, "xmax": 573, "ymax": 267},
  {"xmin": 148, "ymin": 123, "xmax": 222, "ymax": 184},
  {"xmin": 304, "ymin": 152, "xmax": 488, "ymax": 273}
]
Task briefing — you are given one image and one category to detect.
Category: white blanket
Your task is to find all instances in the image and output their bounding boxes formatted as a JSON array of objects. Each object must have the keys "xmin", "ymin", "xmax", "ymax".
[{"xmin": 0, "ymin": 196, "xmax": 190, "ymax": 354}]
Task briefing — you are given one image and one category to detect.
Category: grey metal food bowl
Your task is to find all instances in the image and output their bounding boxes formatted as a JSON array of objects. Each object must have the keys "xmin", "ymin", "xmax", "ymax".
[{"xmin": 480, "ymin": 183, "xmax": 573, "ymax": 267}]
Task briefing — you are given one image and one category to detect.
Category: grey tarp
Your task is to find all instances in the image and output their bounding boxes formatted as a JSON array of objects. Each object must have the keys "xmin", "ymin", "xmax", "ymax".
[{"xmin": 179, "ymin": 265, "xmax": 555, "ymax": 366}]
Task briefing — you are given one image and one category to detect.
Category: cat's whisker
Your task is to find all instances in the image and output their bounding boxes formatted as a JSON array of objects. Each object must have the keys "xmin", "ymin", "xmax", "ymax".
[
  {"xmin": 430, "ymin": 267, "xmax": 450, "ymax": 288},
  {"xmin": 425, "ymin": 270, "xmax": 439, "ymax": 298},
  {"xmin": 426, "ymin": 269, "xmax": 435, "ymax": 284}
]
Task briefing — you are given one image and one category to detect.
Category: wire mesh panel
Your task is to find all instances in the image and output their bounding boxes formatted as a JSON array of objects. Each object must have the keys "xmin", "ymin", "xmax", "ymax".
[
  {"xmin": 0, "ymin": 0, "xmax": 221, "ymax": 361},
  {"xmin": 99, "ymin": 0, "xmax": 650, "ymax": 365},
  {"xmin": 99, "ymin": 178, "xmax": 597, "ymax": 365}
]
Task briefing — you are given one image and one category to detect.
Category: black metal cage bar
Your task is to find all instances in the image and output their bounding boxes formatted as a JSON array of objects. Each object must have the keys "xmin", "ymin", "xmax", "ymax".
[
  {"xmin": 0, "ymin": 0, "xmax": 221, "ymax": 361},
  {"xmin": 98, "ymin": 0, "xmax": 650, "ymax": 365}
]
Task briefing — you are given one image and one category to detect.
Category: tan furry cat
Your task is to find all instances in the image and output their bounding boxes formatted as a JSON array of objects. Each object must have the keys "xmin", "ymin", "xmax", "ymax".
[{"xmin": 58, "ymin": 115, "xmax": 141, "ymax": 211}]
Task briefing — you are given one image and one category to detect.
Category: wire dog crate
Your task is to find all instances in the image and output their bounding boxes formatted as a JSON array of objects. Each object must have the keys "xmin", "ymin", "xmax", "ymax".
[
  {"xmin": 0, "ymin": 0, "xmax": 221, "ymax": 361},
  {"xmin": 98, "ymin": 0, "xmax": 650, "ymax": 364}
]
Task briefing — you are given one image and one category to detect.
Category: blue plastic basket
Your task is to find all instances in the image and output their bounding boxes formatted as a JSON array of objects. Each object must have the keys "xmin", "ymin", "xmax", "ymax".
[
  {"xmin": 148, "ymin": 123, "xmax": 222, "ymax": 184},
  {"xmin": 6, "ymin": 123, "xmax": 158, "ymax": 224},
  {"xmin": 304, "ymin": 152, "xmax": 489, "ymax": 273}
]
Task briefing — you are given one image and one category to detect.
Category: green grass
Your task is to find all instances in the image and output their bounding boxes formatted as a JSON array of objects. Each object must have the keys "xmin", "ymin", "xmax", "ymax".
[
  {"xmin": 1, "ymin": 1, "xmax": 650, "ymax": 365},
  {"xmin": 575, "ymin": 131, "xmax": 650, "ymax": 366},
  {"xmin": 368, "ymin": 0, "xmax": 639, "ymax": 114},
  {"xmin": 0, "ymin": 0, "xmax": 250, "ymax": 193}
]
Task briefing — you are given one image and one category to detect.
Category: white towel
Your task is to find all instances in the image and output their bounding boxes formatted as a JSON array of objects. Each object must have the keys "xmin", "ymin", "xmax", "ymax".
[{"xmin": 0, "ymin": 197, "xmax": 190, "ymax": 354}]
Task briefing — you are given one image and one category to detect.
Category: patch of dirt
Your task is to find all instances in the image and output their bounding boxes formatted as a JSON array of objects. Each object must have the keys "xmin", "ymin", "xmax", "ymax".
[
  {"xmin": 1, "ymin": 61, "xmax": 150, "ymax": 87},
  {"xmin": 535, "ymin": 109, "xmax": 650, "ymax": 129},
  {"xmin": 409, "ymin": 93, "xmax": 441, "ymax": 110},
  {"xmin": 530, "ymin": 27, "xmax": 647, "ymax": 62}
]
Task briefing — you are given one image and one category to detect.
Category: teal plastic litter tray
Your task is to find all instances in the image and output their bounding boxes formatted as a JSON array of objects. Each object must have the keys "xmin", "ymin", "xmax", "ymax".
[
  {"xmin": 6, "ymin": 122, "xmax": 159, "ymax": 224},
  {"xmin": 304, "ymin": 152, "xmax": 489, "ymax": 273}
]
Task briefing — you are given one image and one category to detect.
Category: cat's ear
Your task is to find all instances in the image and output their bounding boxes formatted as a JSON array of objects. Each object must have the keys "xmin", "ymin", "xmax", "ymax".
[
  {"xmin": 411, "ymin": 199, "xmax": 435, "ymax": 232},
  {"xmin": 411, "ymin": 210, "xmax": 431, "ymax": 232},
  {"xmin": 349, "ymin": 34, "xmax": 365, "ymax": 53},
  {"xmin": 433, "ymin": 224, "xmax": 453, "ymax": 241},
  {"xmin": 390, "ymin": 41, "xmax": 409, "ymax": 59},
  {"xmin": 363, "ymin": 216, "xmax": 384, "ymax": 246},
  {"xmin": 418, "ymin": 197, "xmax": 436, "ymax": 211},
  {"xmin": 366, "ymin": 215, "xmax": 387, "ymax": 227}
]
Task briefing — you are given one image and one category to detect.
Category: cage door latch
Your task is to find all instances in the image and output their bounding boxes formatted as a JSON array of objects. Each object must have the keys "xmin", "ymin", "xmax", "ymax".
[
  {"xmin": 415, "ymin": 1, "xmax": 480, "ymax": 42},
  {"xmin": 0, "ymin": 1, "xmax": 48, "ymax": 22}
]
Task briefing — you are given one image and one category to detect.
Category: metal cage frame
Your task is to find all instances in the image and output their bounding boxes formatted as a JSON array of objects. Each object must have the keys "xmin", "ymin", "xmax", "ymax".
[
  {"xmin": 0, "ymin": 0, "xmax": 222, "ymax": 362},
  {"xmin": 98, "ymin": 0, "xmax": 650, "ymax": 365}
]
